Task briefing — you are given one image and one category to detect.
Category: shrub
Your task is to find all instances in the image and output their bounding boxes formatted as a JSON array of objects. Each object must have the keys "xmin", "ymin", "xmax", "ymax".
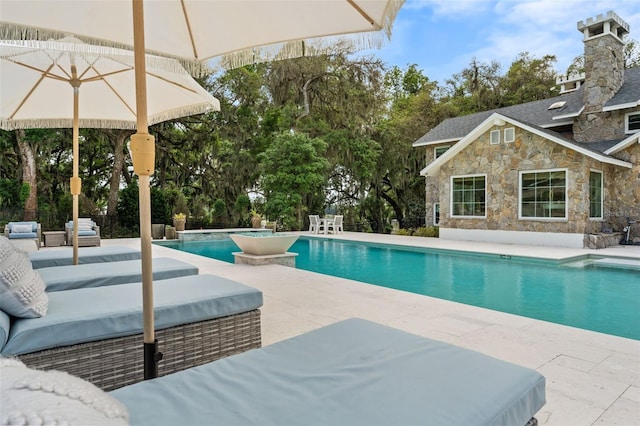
[{"xmin": 414, "ymin": 226, "xmax": 439, "ymax": 238}]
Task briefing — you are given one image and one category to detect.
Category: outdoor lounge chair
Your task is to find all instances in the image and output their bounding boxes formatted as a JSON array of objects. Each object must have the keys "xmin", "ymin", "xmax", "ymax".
[
  {"xmin": 37, "ymin": 257, "xmax": 198, "ymax": 292},
  {"xmin": 108, "ymin": 318, "xmax": 544, "ymax": 426},
  {"xmin": 0, "ymin": 274, "xmax": 263, "ymax": 391},
  {"xmin": 29, "ymin": 245, "xmax": 141, "ymax": 269},
  {"xmin": 3, "ymin": 221, "xmax": 41, "ymax": 248},
  {"xmin": 65, "ymin": 218, "xmax": 100, "ymax": 247},
  {"xmin": 327, "ymin": 214, "xmax": 344, "ymax": 233}
]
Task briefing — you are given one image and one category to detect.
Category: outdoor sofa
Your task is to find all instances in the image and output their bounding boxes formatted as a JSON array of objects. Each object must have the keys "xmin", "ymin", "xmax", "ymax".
[
  {"xmin": 37, "ymin": 257, "xmax": 198, "ymax": 292},
  {"xmin": 64, "ymin": 218, "xmax": 100, "ymax": 247},
  {"xmin": 3, "ymin": 221, "xmax": 41, "ymax": 248},
  {"xmin": 28, "ymin": 245, "xmax": 141, "ymax": 269},
  {"xmin": 0, "ymin": 275, "xmax": 263, "ymax": 391},
  {"xmin": 110, "ymin": 318, "xmax": 545, "ymax": 426}
]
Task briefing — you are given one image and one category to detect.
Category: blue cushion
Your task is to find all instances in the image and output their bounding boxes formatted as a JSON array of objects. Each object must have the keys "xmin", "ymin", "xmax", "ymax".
[
  {"xmin": 1, "ymin": 275, "xmax": 263, "ymax": 355},
  {"xmin": 8, "ymin": 232, "xmax": 37, "ymax": 239},
  {"xmin": 37, "ymin": 257, "xmax": 198, "ymax": 292},
  {"xmin": 29, "ymin": 246, "xmax": 141, "ymax": 269},
  {"xmin": 0, "ymin": 310, "xmax": 10, "ymax": 351},
  {"xmin": 77, "ymin": 230, "xmax": 97, "ymax": 236},
  {"xmin": 112, "ymin": 319, "xmax": 545, "ymax": 426}
]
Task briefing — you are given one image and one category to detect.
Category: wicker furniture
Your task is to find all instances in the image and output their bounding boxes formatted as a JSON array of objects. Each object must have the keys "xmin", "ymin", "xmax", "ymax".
[
  {"xmin": 19, "ymin": 310, "xmax": 261, "ymax": 391},
  {"xmin": 65, "ymin": 218, "xmax": 101, "ymax": 247},
  {"xmin": 4, "ymin": 221, "xmax": 41, "ymax": 248},
  {"xmin": 43, "ymin": 230, "xmax": 66, "ymax": 247}
]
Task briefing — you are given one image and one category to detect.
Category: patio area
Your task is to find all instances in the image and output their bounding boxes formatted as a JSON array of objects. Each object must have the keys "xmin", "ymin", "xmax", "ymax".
[{"xmin": 92, "ymin": 233, "xmax": 640, "ymax": 425}]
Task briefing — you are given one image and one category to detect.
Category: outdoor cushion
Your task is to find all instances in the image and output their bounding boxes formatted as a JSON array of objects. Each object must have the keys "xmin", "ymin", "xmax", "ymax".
[
  {"xmin": 37, "ymin": 257, "xmax": 198, "ymax": 292},
  {"xmin": 29, "ymin": 246, "xmax": 141, "ymax": 269},
  {"xmin": 0, "ymin": 310, "xmax": 9, "ymax": 351},
  {"xmin": 112, "ymin": 318, "xmax": 545, "ymax": 426},
  {"xmin": 0, "ymin": 237, "xmax": 48, "ymax": 318},
  {"xmin": 10, "ymin": 224, "xmax": 33, "ymax": 233},
  {"xmin": 0, "ymin": 357, "xmax": 129, "ymax": 425},
  {"xmin": 9, "ymin": 222, "xmax": 37, "ymax": 233},
  {"xmin": 1, "ymin": 274, "xmax": 263, "ymax": 355}
]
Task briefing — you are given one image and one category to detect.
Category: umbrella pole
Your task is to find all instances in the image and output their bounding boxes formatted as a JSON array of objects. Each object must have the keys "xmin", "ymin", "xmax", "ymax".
[
  {"xmin": 70, "ymin": 80, "xmax": 81, "ymax": 265},
  {"xmin": 131, "ymin": 0, "xmax": 162, "ymax": 380}
]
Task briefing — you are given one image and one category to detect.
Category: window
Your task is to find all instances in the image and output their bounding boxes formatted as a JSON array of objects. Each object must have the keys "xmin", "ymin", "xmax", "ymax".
[
  {"xmin": 504, "ymin": 127, "xmax": 515, "ymax": 143},
  {"xmin": 434, "ymin": 146, "xmax": 450, "ymax": 159},
  {"xmin": 589, "ymin": 170, "xmax": 603, "ymax": 219},
  {"xmin": 625, "ymin": 112, "xmax": 640, "ymax": 134},
  {"xmin": 451, "ymin": 175, "xmax": 486, "ymax": 217},
  {"xmin": 433, "ymin": 203, "xmax": 440, "ymax": 226},
  {"xmin": 520, "ymin": 170, "xmax": 567, "ymax": 219},
  {"xmin": 490, "ymin": 130, "xmax": 500, "ymax": 145}
]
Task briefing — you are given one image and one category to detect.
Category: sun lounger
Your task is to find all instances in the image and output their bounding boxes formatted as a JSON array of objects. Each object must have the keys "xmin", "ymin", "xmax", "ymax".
[
  {"xmin": 28, "ymin": 245, "xmax": 141, "ymax": 269},
  {"xmin": 110, "ymin": 318, "xmax": 545, "ymax": 426},
  {"xmin": 37, "ymin": 257, "xmax": 198, "ymax": 292},
  {"xmin": 1, "ymin": 275, "xmax": 263, "ymax": 391}
]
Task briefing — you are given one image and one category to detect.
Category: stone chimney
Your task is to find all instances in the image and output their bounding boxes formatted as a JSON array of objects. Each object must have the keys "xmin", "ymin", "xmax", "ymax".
[{"xmin": 574, "ymin": 11, "xmax": 630, "ymax": 142}]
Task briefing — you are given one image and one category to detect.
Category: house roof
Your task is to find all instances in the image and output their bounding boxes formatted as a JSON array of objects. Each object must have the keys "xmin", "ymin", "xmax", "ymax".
[
  {"xmin": 419, "ymin": 113, "xmax": 633, "ymax": 177},
  {"xmin": 413, "ymin": 67, "xmax": 640, "ymax": 147}
]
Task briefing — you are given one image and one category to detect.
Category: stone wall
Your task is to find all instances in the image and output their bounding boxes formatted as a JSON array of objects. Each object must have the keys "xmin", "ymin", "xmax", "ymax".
[
  {"xmin": 606, "ymin": 142, "xmax": 640, "ymax": 232},
  {"xmin": 425, "ymin": 125, "xmax": 636, "ymax": 237}
]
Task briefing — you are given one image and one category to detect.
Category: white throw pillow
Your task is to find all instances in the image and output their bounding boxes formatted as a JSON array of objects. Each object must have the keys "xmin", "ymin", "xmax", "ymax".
[
  {"xmin": 0, "ymin": 237, "xmax": 48, "ymax": 318},
  {"xmin": 11, "ymin": 224, "xmax": 33, "ymax": 234},
  {"xmin": 0, "ymin": 357, "xmax": 129, "ymax": 426}
]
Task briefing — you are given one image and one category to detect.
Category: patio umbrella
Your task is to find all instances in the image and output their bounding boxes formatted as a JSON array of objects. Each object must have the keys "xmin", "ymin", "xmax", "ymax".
[
  {"xmin": 0, "ymin": 0, "xmax": 404, "ymax": 380},
  {"xmin": 0, "ymin": 37, "xmax": 220, "ymax": 265}
]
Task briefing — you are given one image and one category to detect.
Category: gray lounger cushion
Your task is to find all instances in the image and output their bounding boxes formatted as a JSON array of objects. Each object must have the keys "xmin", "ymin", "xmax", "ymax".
[
  {"xmin": 1, "ymin": 274, "xmax": 263, "ymax": 355},
  {"xmin": 29, "ymin": 246, "xmax": 141, "ymax": 269},
  {"xmin": 111, "ymin": 318, "xmax": 545, "ymax": 426},
  {"xmin": 38, "ymin": 257, "xmax": 198, "ymax": 292}
]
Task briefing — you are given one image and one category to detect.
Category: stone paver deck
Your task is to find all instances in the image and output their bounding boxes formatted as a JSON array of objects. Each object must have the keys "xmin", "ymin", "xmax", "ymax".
[{"xmin": 89, "ymin": 233, "xmax": 640, "ymax": 425}]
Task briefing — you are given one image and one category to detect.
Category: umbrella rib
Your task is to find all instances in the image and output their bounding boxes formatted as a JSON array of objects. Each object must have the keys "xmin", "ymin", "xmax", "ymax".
[
  {"xmin": 146, "ymin": 71, "xmax": 198, "ymax": 94},
  {"xmin": 4, "ymin": 59, "xmax": 70, "ymax": 83},
  {"xmin": 8, "ymin": 63, "xmax": 57, "ymax": 120},
  {"xmin": 180, "ymin": 0, "xmax": 199, "ymax": 59},
  {"xmin": 346, "ymin": 0, "xmax": 378, "ymax": 28},
  {"xmin": 99, "ymin": 77, "xmax": 137, "ymax": 117}
]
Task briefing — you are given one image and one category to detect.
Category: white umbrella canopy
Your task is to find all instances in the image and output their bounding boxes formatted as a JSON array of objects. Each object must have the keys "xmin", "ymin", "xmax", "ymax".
[
  {"xmin": 0, "ymin": 37, "xmax": 220, "ymax": 265},
  {"xmin": 0, "ymin": 0, "xmax": 405, "ymax": 380}
]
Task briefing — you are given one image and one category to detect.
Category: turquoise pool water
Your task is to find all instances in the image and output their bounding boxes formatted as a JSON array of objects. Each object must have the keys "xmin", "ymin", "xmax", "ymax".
[{"xmin": 158, "ymin": 237, "xmax": 640, "ymax": 340}]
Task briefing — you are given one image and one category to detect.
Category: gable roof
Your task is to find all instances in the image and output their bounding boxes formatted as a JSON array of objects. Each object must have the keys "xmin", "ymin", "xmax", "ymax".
[
  {"xmin": 420, "ymin": 113, "xmax": 633, "ymax": 177},
  {"xmin": 604, "ymin": 132, "xmax": 640, "ymax": 155},
  {"xmin": 413, "ymin": 67, "xmax": 640, "ymax": 147}
]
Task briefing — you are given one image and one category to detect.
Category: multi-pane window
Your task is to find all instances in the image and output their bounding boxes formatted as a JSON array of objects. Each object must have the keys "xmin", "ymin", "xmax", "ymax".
[
  {"xmin": 434, "ymin": 146, "xmax": 450, "ymax": 159},
  {"xmin": 504, "ymin": 127, "xmax": 515, "ymax": 143},
  {"xmin": 520, "ymin": 170, "xmax": 567, "ymax": 219},
  {"xmin": 433, "ymin": 203, "xmax": 440, "ymax": 225},
  {"xmin": 589, "ymin": 171, "xmax": 603, "ymax": 219},
  {"xmin": 626, "ymin": 112, "xmax": 640, "ymax": 133},
  {"xmin": 490, "ymin": 130, "xmax": 500, "ymax": 144},
  {"xmin": 451, "ymin": 175, "xmax": 486, "ymax": 217}
]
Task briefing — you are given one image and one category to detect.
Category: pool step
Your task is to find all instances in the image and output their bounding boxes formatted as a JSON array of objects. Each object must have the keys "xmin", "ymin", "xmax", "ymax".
[{"xmin": 592, "ymin": 257, "xmax": 640, "ymax": 271}]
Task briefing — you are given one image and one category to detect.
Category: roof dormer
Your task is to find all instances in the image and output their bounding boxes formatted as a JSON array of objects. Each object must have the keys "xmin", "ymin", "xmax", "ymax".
[{"xmin": 555, "ymin": 73, "xmax": 585, "ymax": 94}]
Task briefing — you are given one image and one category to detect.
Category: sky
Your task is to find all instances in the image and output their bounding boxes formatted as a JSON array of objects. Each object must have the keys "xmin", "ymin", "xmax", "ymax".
[{"xmin": 357, "ymin": 0, "xmax": 640, "ymax": 84}]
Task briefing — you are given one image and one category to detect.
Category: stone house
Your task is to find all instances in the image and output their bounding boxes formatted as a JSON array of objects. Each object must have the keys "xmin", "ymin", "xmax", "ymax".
[{"xmin": 413, "ymin": 11, "xmax": 639, "ymax": 248}]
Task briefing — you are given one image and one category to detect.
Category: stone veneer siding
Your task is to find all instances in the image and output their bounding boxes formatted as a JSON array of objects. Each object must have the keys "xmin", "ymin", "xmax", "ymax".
[
  {"xmin": 606, "ymin": 142, "xmax": 640, "ymax": 233},
  {"xmin": 426, "ymin": 126, "xmax": 637, "ymax": 235}
]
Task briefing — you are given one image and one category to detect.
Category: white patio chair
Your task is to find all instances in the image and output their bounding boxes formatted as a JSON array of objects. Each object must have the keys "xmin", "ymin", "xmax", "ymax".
[
  {"xmin": 327, "ymin": 215, "xmax": 343, "ymax": 234},
  {"xmin": 309, "ymin": 215, "xmax": 320, "ymax": 234}
]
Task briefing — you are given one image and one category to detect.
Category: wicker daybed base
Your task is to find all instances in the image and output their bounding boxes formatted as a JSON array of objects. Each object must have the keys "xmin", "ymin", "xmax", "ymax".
[{"xmin": 18, "ymin": 309, "xmax": 261, "ymax": 391}]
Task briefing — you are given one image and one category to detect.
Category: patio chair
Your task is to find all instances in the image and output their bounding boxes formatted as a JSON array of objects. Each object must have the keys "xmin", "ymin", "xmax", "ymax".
[
  {"xmin": 3, "ymin": 221, "xmax": 41, "ymax": 248},
  {"xmin": 65, "ymin": 218, "xmax": 100, "ymax": 247},
  {"xmin": 327, "ymin": 214, "xmax": 344, "ymax": 234},
  {"xmin": 308, "ymin": 215, "xmax": 320, "ymax": 233}
]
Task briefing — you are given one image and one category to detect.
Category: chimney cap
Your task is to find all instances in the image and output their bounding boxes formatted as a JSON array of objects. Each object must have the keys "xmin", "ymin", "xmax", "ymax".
[{"xmin": 577, "ymin": 11, "xmax": 630, "ymax": 41}]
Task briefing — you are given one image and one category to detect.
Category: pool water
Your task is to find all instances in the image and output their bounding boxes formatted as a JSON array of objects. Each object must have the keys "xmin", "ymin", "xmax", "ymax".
[{"xmin": 159, "ymin": 237, "xmax": 640, "ymax": 340}]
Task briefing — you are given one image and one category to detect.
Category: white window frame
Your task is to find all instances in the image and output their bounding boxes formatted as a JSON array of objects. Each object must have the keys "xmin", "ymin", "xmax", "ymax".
[
  {"xmin": 518, "ymin": 168, "xmax": 568, "ymax": 220},
  {"xmin": 490, "ymin": 129, "xmax": 500, "ymax": 145},
  {"xmin": 625, "ymin": 111, "xmax": 640, "ymax": 134},
  {"xmin": 450, "ymin": 174, "xmax": 487, "ymax": 219},
  {"xmin": 434, "ymin": 145, "xmax": 451, "ymax": 159},
  {"xmin": 504, "ymin": 127, "xmax": 515, "ymax": 143},
  {"xmin": 433, "ymin": 203, "xmax": 440, "ymax": 226},
  {"xmin": 589, "ymin": 169, "xmax": 603, "ymax": 220}
]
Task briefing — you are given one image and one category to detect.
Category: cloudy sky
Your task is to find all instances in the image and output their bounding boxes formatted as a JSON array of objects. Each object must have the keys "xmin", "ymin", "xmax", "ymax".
[{"xmin": 357, "ymin": 0, "xmax": 640, "ymax": 83}]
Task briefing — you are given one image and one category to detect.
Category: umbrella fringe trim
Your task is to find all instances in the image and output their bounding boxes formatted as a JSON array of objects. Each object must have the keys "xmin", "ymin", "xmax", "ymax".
[
  {"xmin": 0, "ymin": 104, "xmax": 216, "ymax": 131},
  {"xmin": 0, "ymin": 23, "xmax": 210, "ymax": 76}
]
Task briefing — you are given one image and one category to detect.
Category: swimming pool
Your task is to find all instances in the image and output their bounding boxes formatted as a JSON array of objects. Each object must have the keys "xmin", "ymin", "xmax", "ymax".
[{"xmin": 158, "ymin": 237, "xmax": 640, "ymax": 340}]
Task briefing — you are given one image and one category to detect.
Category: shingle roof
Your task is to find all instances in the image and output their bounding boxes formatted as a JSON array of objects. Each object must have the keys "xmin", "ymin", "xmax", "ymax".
[{"xmin": 414, "ymin": 67, "xmax": 640, "ymax": 147}]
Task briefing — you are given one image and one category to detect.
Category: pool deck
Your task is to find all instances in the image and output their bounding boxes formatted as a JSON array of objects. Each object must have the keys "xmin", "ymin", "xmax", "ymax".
[{"xmin": 97, "ymin": 233, "xmax": 639, "ymax": 425}]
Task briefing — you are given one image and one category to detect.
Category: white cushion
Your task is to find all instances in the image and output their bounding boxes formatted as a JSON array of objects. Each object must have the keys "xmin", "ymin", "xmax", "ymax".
[
  {"xmin": 10, "ymin": 225, "xmax": 33, "ymax": 234},
  {"xmin": 0, "ymin": 357, "xmax": 129, "ymax": 425},
  {"xmin": 0, "ymin": 237, "xmax": 48, "ymax": 318}
]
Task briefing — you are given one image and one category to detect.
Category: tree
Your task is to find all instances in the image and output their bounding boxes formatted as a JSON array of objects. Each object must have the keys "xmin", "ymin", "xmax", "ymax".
[
  {"xmin": 259, "ymin": 132, "xmax": 329, "ymax": 229},
  {"xmin": 499, "ymin": 52, "xmax": 557, "ymax": 105}
]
